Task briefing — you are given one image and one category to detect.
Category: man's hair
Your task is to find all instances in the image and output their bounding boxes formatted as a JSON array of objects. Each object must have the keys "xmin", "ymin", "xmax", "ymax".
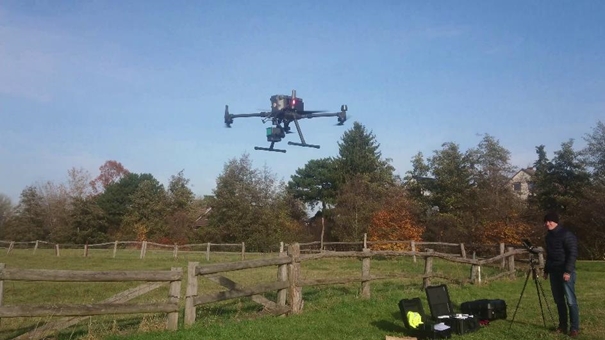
[{"xmin": 544, "ymin": 212, "xmax": 559, "ymax": 224}]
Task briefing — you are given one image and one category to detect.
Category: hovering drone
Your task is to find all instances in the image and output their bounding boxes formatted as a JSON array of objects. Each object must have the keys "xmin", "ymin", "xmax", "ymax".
[{"xmin": 224, "ymin": 90, "xmax": 348, "ymax": 153}]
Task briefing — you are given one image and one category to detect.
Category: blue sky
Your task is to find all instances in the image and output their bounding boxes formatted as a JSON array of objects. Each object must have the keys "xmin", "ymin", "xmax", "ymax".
[{"xmin": 1, "ymin": 1, "xmax": 604, "ymax": 203}]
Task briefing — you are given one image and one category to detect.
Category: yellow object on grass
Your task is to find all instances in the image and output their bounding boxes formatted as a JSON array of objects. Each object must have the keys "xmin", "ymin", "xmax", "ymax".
[{"xmin": 406, "ymin": 311, "xmax": 424, "ymax": 328}]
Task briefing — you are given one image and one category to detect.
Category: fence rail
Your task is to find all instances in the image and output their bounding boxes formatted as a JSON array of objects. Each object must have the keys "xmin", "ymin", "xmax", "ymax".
[
  {"xmin": 0, "ymin": 238, "xmax": 542, "ymax": 338},
  {"xmin": 2, "ymin": 237, "xmax": 524, "ymax": 261},
  {"xmin": 0, "ymin": 264, "xmax": 183, "ymax": 338}
]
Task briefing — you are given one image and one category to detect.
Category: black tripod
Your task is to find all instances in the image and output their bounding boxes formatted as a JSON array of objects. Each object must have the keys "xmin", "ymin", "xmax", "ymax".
[{"xmin": 509, "ymin": 253, "xmax": 555, "ymax": 329}]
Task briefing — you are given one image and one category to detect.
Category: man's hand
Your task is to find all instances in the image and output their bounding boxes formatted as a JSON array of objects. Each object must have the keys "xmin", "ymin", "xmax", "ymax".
[{"xmin": 563, "ymin": 272, "xmax": 571, "ymax": 282}]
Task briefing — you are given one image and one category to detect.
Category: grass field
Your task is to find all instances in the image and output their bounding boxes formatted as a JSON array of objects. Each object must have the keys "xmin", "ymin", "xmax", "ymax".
[{"xmin": 0, "ymin": 248, "xmax": 603, "ymax": 340}]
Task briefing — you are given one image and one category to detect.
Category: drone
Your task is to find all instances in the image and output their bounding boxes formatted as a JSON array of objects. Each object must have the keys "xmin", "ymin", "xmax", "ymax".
[{"xmin": 224, "ymin": 90, "xmax": 348, "ymax": 153}]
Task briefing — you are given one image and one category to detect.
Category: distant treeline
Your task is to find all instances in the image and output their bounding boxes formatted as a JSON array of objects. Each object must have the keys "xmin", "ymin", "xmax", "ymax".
[{"xmin": 1, "ymin": 121, "xmax": 604, "ymax": 259}]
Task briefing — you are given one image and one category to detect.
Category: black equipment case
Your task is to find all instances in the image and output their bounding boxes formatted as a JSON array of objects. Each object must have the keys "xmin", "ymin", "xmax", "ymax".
[
  {"xmin": 460, "ymin": 299, "xmax": 507, "ymax": 321},
  {"xmin": 398, "ymin": 298, "xmax": 452, "ymax": 340},
  {"xmin": 425, "ymin": 285, "xmax": 480, "ymax": 335}
]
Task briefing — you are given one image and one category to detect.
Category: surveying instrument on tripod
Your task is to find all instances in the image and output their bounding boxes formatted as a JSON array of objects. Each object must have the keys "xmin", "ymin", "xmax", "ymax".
[{"xmin": 509, "ymin": 239, "xmax": 555, "ymax": 329}]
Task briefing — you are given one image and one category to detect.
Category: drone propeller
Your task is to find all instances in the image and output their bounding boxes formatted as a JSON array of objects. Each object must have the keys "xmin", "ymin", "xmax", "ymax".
[
  {"xmin": 224, "ymin": 105, "xmax": 233, "ymax": 128},
  {"xmin": 336, "ymin": 105, "xmax": 348, "ymax": 125}
]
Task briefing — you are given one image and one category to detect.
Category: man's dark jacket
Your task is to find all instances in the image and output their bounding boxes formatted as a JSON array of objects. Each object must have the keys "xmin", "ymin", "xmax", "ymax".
[{"xmin": 544, "ymin": 225, "xmax": 578, "ymax": 275}]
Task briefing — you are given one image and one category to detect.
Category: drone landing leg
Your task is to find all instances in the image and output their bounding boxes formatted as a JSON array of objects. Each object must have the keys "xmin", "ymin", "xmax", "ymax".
[
  {"xmin": 287, "ymin": 118, "xmax": 320, "ymax": 149},
  {"xmin": 254, "ymin": 142, "xmax": 286, "ymax": 153}
]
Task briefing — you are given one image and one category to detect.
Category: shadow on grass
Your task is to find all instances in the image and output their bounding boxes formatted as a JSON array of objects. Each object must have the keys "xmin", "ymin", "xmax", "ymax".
[
  {"xmin": 371, "ymin": 319, "xmax": 407, "ymax": 333},
  {"xmin": 1, "ymin": 316, "xmax": 145, "ymax": 340}
]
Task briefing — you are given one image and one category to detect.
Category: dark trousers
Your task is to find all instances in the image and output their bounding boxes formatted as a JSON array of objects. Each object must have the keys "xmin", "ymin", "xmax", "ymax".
[{"xmin": 549, "ymin": 270, "xmax": 579, "ymax": 332}]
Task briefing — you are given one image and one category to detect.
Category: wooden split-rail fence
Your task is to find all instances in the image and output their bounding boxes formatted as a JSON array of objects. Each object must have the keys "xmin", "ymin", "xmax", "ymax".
[
  {"xmin": 1, "ymin": 240, "xmax": 248, "ymax": 261},
  {"xmin": 0, "ymin": 242, "xmax": 542, "ymax": 338}
]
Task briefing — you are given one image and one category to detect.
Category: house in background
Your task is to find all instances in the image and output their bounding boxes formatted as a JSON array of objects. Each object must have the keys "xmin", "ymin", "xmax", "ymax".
[{"xmin": 510, "ymin": 167, "xmax": 535, "ymax": 200}]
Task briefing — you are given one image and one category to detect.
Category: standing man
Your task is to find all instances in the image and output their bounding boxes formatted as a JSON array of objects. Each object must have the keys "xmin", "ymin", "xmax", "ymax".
[{"xmin": 543, "ymin": 212, "xmax": 580, "ymax": 337}]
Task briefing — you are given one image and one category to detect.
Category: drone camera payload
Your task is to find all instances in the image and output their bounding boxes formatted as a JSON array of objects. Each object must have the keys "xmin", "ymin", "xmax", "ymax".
[
  {"xmin": 266, "ymin": 126, "xmax": 285, "ymax": 142},
  {"xmin": 224, "ymin": 90, "xmax": 347, "ymax": 153}
]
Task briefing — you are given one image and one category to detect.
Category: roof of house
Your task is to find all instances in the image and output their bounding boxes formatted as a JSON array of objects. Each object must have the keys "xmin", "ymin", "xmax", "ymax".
[{"xmin": 511, "ymin": 167, "xmax": 535, "ymax": 179}]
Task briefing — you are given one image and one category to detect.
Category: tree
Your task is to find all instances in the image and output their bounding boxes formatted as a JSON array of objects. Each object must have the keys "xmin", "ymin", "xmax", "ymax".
[
  {"xmin": 467, "ymin": 134, "xmax": 520, "ymax": 222},
  {"xmin": 330, "ymin": 122, "xmax": 396, "ymax": 241},
  {"xmin": 427, "ymin": 142, "xmax": 474, "ymax": 214},
  {"xmin": 67, "ymin": 167, "xmax": 93, "ymax": 199},
  {"xmin": 0, "ymin": 193, "xmax": 13, "ymax": 233},
  {"xmin": 164, "ymin": 170, "xmax": 196, "ymax": 243},
  {"xmin": 331, "ymin": 174, "xmax": 388, "ymax": 241},
  {"xmin": 287, "ymin": 157, "xmax": 337, "ymax": 211},
  {"xmin": 90, "ymin": 160, "xmax": 130, "ymax": 194},
  {"xmin": 534, "ymin": 140, "xmax": 590, "ymax": 213},
  {"xmin": 403, "ymin": 152, "xmax": 432, "ymax": 205},
  {"xmin": 5, "ymin": 186, "xmax": 47, "ymax": 241},
  {"xmin": 368, "ymin": 188, "xmax": 424, "ymax": 250},
  {"xmin": 96, "ymin": 173, "xmax": 157, "ymax": 237},
  {"xmin": 207, "ymin": 153, "xmax": 304, "ymax": 251},
  {"xmin": 38, "ymin": 180, "xmax": 72, "ymax": 243},
  {"xmin": 583, "ymin": 120, "xmax": 605, "ymax": 182},
  {"xmin": 121, "ymin": 178, "xmax": 167, "ymax": 241},
  {"xmin": 167, "ymin": 170, "xmax": 195, "ymax": 211},
  {"xmin": 335, "ymin": 122, "xmax": 395, "ymax": 184},
  {"xmin": 70, "ymin": 196, "xmax": 109, "ymax": 244}
]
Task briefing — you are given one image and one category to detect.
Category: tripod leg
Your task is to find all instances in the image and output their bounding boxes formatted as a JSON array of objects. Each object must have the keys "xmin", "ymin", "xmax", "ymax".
[
  {"xmin": 534, "ymin": 274, "xmax": 547, "ymax": 327},
  {"xmin": 509, "ymin": 268, "xmax": 531, "ymax": 329},
  {"xmin": 537, "ymin": 278, "xmax": 556, "ymax": 327}
]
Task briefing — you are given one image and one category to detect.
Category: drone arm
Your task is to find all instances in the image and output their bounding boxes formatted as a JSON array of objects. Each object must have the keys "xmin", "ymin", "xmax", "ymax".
[
  {"xmin": 301, "ymin": 112, "xmax": 339, "ymax": 118},
  {"xmin": 225, "ymin": 104, "xmax": 271, "ymax": 127},
  {"xmin": 230, "ymin": 112, "xmax": 270, "ymax": 118},
  {"xmin": 297, "ymin": 107, "xmax": 347, "ymax": 125}
]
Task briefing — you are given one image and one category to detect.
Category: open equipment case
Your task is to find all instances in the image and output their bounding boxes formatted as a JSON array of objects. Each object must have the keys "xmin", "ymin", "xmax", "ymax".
[
  {"xmin": 425, "ymin": 285, "xmax": 480, "ymax": 335},
  {"xmin": 398, "ymin": 297, "xmax": 452, "ymax": 340}
]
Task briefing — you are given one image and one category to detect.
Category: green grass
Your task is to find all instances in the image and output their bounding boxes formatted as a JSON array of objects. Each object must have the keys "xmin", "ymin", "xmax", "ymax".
[{"xmin": 0, "ymin": 249, "xmax": 603, "ymax": 340}]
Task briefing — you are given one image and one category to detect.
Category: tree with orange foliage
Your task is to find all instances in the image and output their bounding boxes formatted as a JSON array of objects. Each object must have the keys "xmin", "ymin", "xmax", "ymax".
[
  {"xmin": 90, "ymin": 160, "xmax": 130, "ymax": 194},
  {"xmin": 475, "ymin": 220, "xmax": 534, "ymax": 245},
  {"xmin": 368, "ymin": 191, "xmax": 424, "ymax": 251}
]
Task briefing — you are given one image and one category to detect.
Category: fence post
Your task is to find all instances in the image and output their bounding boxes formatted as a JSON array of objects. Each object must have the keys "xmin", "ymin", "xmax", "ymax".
[
  {"xmin": 84, "ymin": 244, "xmax": 89, "ymax": 257},
  {"xmin": 173, "ymin": 244, "xmax": 178, "ymax": 259},
  {"xmin": 470, "ymin": 262, "xmax": 481, "ymax": 284},
  {"xmin": 277, "ymin": 244, "xmax": 288, "ymax": 307},
  {"xmin": 507, "ymin": 247, "xmax": 516, "ymax": 279},
  {"xmin": 185, "ymin": 262, "xmax": 199, "ymax": 327},
  {"xmin": 500, "ymin": 243, "xmax": 505, "ymax": 269},
  {"xmin": 0, "ymin": 263, "xmax": 5, "ymax": 312},
  {"xmin": 139, "ymin": 241, "xmax": 147, "ymax": 259},
  {"xmin": 411, "ymin": 240, "xmax": 417, "ymax": 263},
  {"xmin": 320, "ymin": 216, "xmax": 325, "ymax": 253},
  {"xmin": 460, "ymin": 243, "xmax": 466, "ymax": 259},
  {"xmin": 363, "ymin": 233, "xmax": 367, "ymax": 249},
  {"xmin": 113, "ymin": 241, "xmax": 118, "ymax": 258},
  {"xmin": 206, "ymin": 242, "xmax": 211, "ymax": 261},
  {"xmin": 6, "ymin": 242, "xmax": 14, "ymax": 255},
  {"xmin": 241, "ymin": 242, "xmax": 245, "ymax": 261},
  {"xmin": 361, "ymin": 248, "xmax": 371, "ymax": 299},
  {"xmin": 470, "ymin": 252, "xmax": 482, "ymax": 284},
  {"xmin": 538, "ymin": 251, "xmax": 545, "ymax": 269},
  {"xmin": 33, "ymin": 240, "xmax": 39, "ymax": 255},
  {"xmin": 166, "ymin": 267, "xmax": 182, "ymax": 330},
  {"xmin": 287, "ymin": 243, "xmax": 302, "ymax": 314},
  {"xmin": 55, "ymin": 244, "xmax": 60, "ymax": 257},
  {"xmin": 423, "ymin": 249, "xmax": 434, "ymax": 289}
]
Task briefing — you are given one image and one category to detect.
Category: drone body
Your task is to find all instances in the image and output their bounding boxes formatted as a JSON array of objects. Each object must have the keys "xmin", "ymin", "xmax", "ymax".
[{"xmin": 224, "ymin": 90, "xmax": 347, "ymax": 153}]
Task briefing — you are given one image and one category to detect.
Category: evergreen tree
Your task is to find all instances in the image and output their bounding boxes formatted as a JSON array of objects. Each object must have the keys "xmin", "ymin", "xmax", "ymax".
[
  {"xmin": 427, "ymin": 142, "xmax": 474, "ymax": 214},
  {"xmin": 584, "ymin": 120, "xmax": 605, "ymax": 182},
  {"xmin": 287, "ymin": 157, "xmax": 337, "ymax": 211},
  {"xmin": 335, "ymin": 122, "xmax": 395, "ymax": 184},
  {"xmin": 330, "ymin": 122, "xmax": 395, "ymax": 241}
]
